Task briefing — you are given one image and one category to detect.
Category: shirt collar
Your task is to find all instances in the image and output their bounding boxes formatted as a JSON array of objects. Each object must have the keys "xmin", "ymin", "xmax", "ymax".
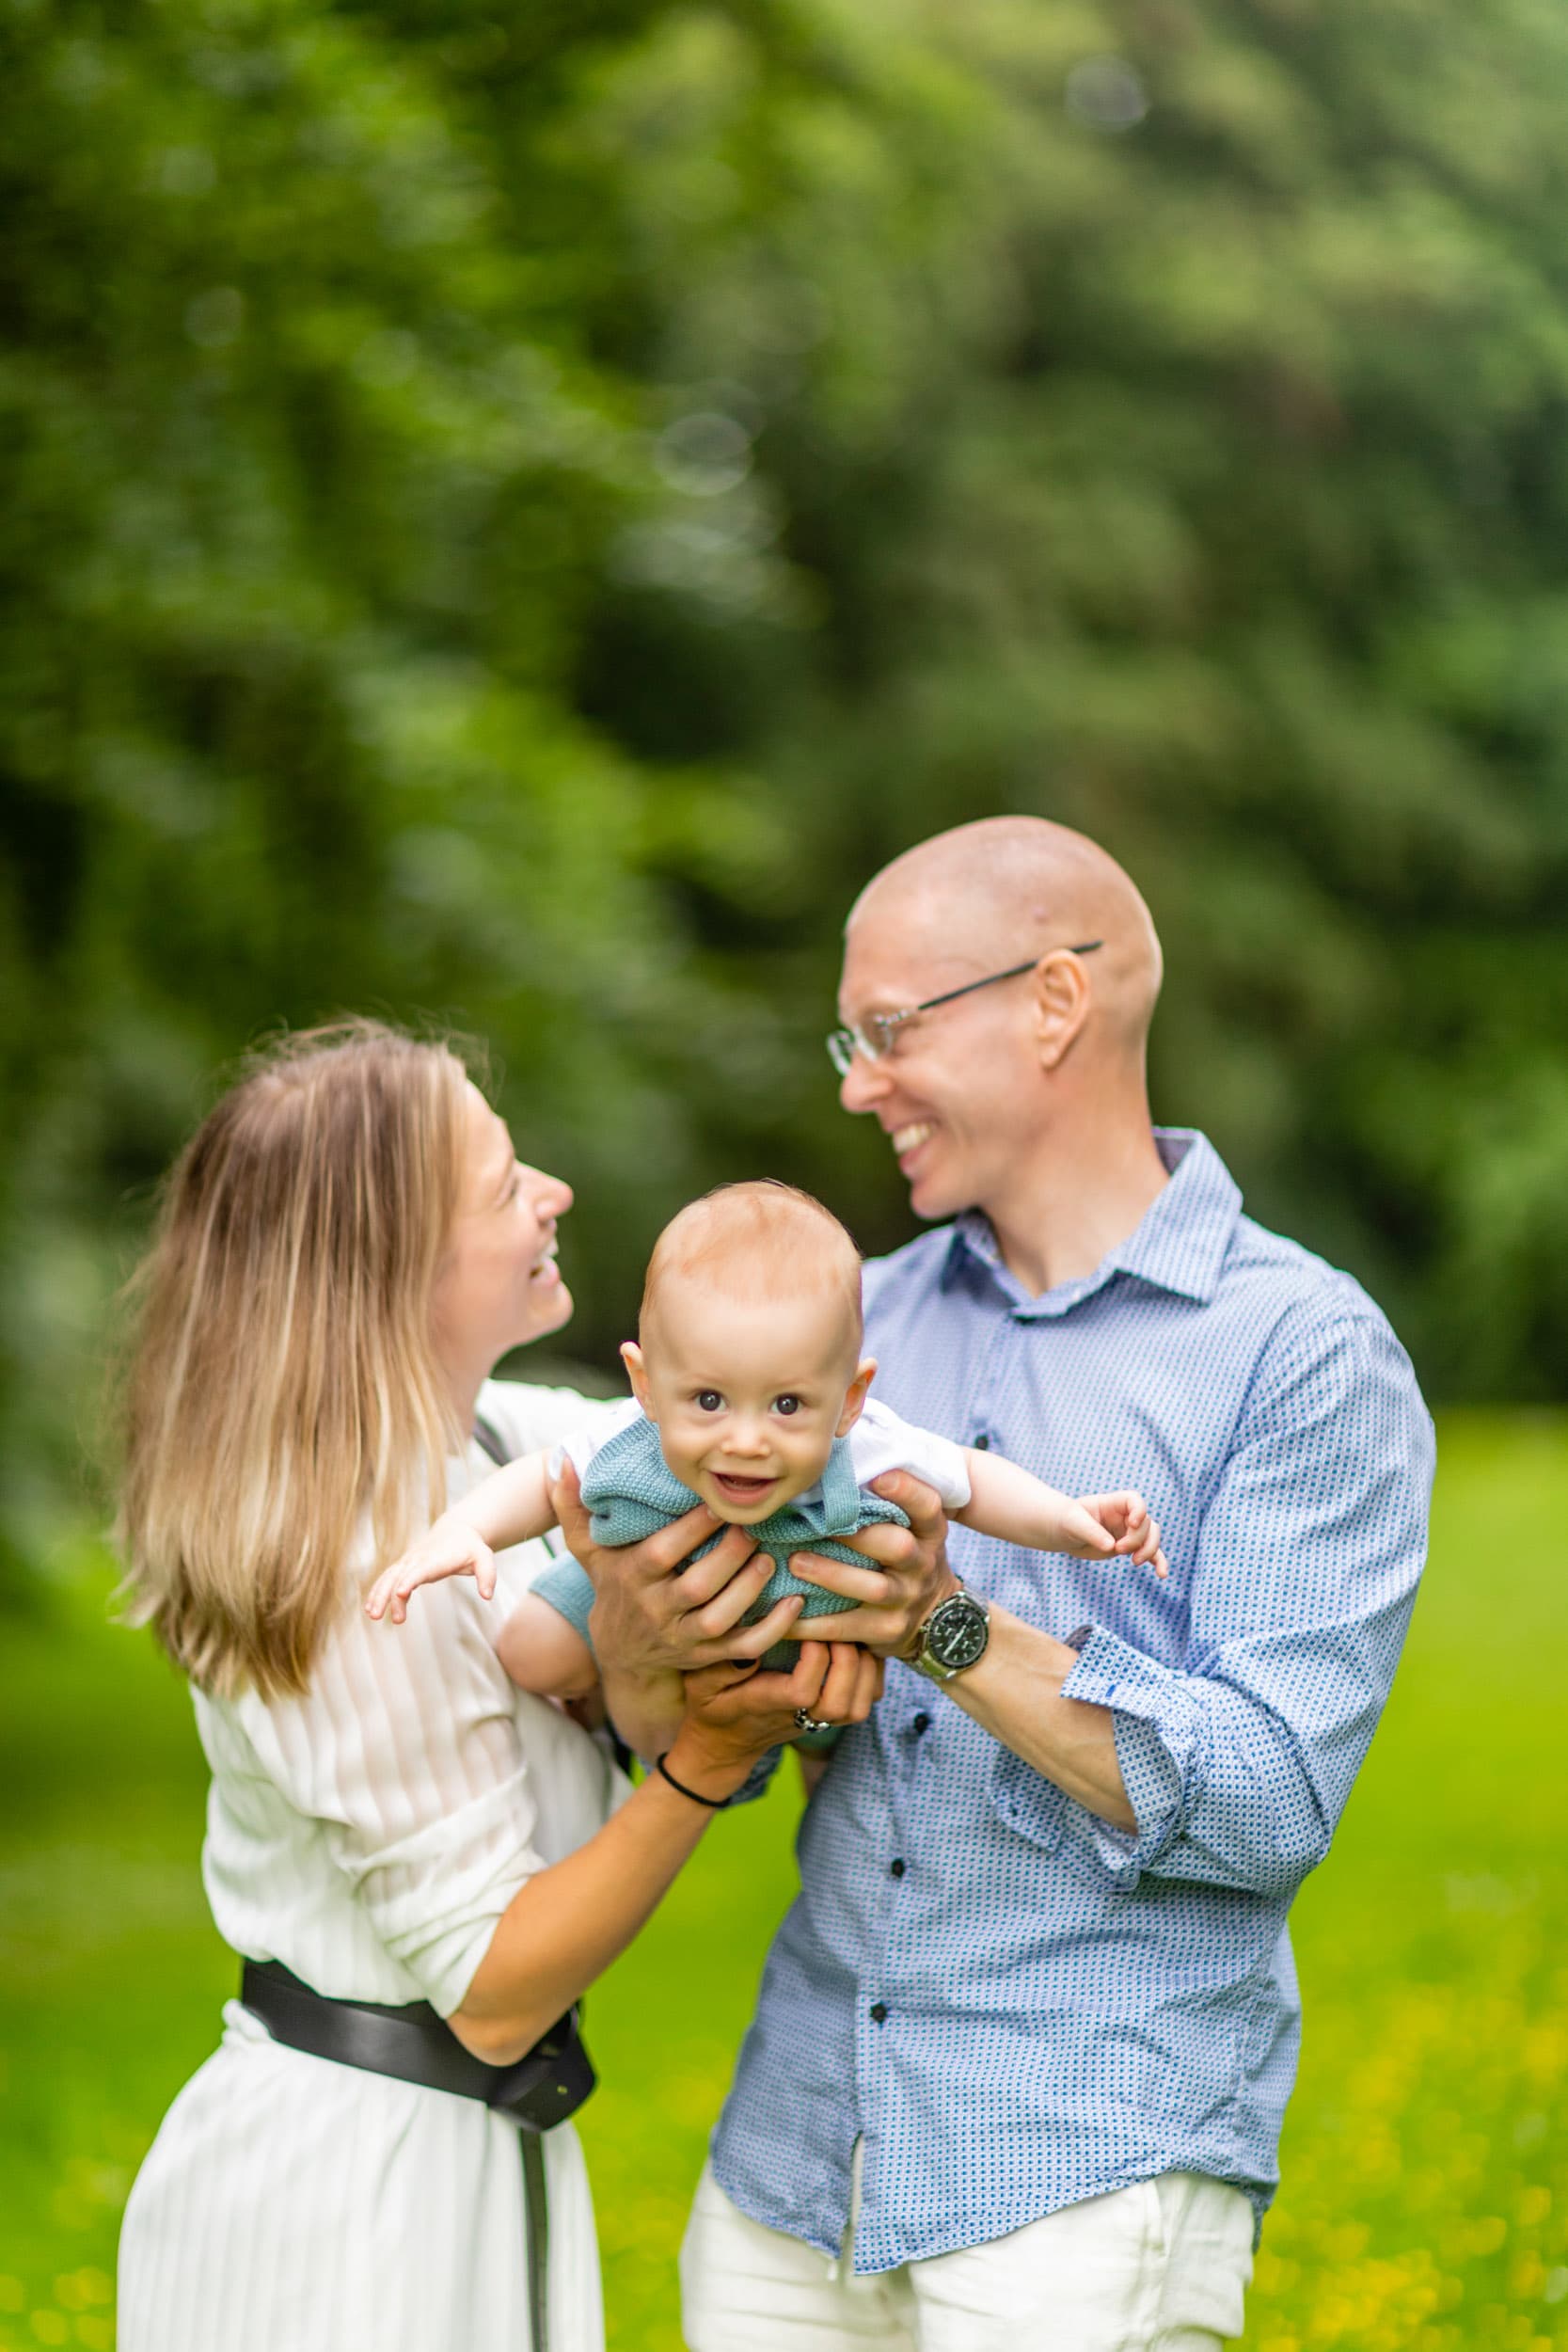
[
  {"xmin": 790, "ymin": 1433, "xmax": 863, "ymax": 1535},
  {"xmin": 943, "ymin": 1129, "xmax": 1243, "ymax": 1316}
]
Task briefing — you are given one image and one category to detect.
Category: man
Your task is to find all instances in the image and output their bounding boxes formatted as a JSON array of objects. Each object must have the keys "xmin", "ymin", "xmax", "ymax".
[{"xmin": 564, "ymin": 817, "xmax": 1433, "ymax": 2351}]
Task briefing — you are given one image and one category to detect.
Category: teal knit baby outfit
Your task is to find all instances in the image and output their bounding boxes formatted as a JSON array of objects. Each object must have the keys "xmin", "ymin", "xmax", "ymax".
[{"xmin": 533, "ymin": 1408, "xmax": 910, "ymax": 1674}]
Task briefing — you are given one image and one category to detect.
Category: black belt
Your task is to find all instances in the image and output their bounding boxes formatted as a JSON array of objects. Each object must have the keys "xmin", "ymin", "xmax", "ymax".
[{"xmin": 241, "ymin": 1960, "xmax": 595, "ymax": 2349}]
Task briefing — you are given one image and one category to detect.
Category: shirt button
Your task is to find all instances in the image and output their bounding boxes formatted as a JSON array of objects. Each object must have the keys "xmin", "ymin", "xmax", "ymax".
[
  {"xmin": 869, "ymin": 2002, "xmax": 889, "ymax": 2025},
  {"xmin": 890, "ymin": 1858, "xmax": 906, "ymax": 1879},
  {"xmin": 972, "ymin": 1432, "xmax": 990, "ymax": 1450},
  {"xmin": 911, "ymin": 1712, "xmax": 931, "ymax": 1737}
]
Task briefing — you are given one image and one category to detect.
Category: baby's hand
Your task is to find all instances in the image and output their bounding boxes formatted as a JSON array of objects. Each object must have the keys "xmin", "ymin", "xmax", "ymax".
[
  {"xmin": 1073, "ymin": 1490, "xmax": 1168, "ymax": 1578},
  {"xmin": 365, "ymin": 1516, "xmax": 499, "ymax": 1625}
]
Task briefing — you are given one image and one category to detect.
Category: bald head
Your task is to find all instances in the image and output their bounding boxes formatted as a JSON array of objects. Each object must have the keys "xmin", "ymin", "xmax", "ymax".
[
  {"xmin": 641, "ymin": 1181, "xmax": 863, "ymax": 1361},
  {"xmin": 847, "ymin": 817, "xmax": 1163, "ymax": 1065}
]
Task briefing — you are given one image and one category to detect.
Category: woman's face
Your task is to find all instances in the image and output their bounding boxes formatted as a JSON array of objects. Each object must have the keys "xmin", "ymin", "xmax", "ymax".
[{"xmin": 431, "ymin": 1081, "xmax": 575, "ymax": 1406}]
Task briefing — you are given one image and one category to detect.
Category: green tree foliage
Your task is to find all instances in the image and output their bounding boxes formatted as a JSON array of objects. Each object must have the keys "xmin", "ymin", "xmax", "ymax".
[{"xmin": 5, "ymin": 0, "xmax": 1568, "ymax": 1575}]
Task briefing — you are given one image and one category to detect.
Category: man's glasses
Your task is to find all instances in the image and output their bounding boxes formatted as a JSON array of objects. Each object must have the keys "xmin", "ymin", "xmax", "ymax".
[{"xmin": 827, "ymin": 945, "xmax": 1103, "ymax": 1076}]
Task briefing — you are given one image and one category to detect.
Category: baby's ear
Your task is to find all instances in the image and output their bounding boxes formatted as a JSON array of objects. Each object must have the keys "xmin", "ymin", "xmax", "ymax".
[
  {"xmin": 836, "ymin": 1357, "xmax": 878, "ymax": 1436},
  {"xmin": 620, "ymin": 1341, "xmax": 654, "ymax": 1417}
]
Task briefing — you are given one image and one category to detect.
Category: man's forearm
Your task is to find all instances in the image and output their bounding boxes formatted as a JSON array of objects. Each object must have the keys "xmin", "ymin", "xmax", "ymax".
[{"xmin": 942, "ymin": 1602, "xmax": 1135, "ymax": 1833}]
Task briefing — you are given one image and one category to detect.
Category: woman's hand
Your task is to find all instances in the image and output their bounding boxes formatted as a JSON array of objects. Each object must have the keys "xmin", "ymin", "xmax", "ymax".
[
  {"xmin": 663, "ymin": 1643, "xmax": 883, "ymax": 1799},
  {"xmin": 779, "ymin": 1471, "xmax": 958, "ymax": 1661}
]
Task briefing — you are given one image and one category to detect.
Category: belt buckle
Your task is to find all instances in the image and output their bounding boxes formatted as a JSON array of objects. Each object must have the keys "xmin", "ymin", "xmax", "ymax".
[{"xmin": 487, "ymin": 2013, "xmax": 597, "ymax": 2132}]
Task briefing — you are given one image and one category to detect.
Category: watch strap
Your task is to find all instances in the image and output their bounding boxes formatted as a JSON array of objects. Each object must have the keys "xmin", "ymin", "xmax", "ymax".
[{"xmin": 911, "ymin": 1644, "xmax": 959, "ymax": 1685}]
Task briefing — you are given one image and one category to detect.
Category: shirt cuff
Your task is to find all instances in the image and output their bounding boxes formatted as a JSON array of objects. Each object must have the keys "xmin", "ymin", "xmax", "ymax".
[{"xmin": 1058, "ymin": 1627, "xmax": 1211, "ymax": 1890}]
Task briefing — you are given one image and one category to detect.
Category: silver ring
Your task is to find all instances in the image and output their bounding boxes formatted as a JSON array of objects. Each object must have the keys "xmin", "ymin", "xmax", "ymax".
[{"xmin": 793, "ymin": 1707, "xmax": 834, "ymax": 1736}]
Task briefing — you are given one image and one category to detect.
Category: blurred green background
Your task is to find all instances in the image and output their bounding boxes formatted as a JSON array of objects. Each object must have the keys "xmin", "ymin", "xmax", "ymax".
[{"xmin": 4, "ymin": 0, "xmax": 1567, "ymax": 2343}]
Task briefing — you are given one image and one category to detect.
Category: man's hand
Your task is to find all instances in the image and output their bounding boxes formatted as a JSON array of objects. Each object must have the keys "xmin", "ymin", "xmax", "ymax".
[
  {"xmin": 551, "ymin": 1460, "xmax": 806, "ymax": 1672},
  {"xmin": 551, "ymin": 1460, "xmax": 811, "ymax": 1756},
  {"xmin": 780, "ymin": 1471, "xmax": 958, "ymax": 1660}
]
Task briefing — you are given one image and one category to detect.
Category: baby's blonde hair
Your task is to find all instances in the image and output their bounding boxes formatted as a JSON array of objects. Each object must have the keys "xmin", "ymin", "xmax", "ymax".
[
  {"xmin": 116, "ymin": 1019, "xmax": 470, "ymax": 1699},
  {"xmin": 640, "ymin": 1182, "xmax": 863, "ymax": 1357}
]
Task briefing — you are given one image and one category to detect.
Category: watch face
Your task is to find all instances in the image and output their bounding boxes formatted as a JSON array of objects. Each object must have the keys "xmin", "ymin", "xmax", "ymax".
[{"xmin": 927, "ymin": 1594, "xmax": 988, "ymax": 1673}]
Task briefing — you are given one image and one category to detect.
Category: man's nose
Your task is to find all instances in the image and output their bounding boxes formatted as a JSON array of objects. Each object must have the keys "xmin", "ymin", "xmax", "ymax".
[{"xmin": 837, "ymin": 1050, "xmax": 890, "ymax": 1116}]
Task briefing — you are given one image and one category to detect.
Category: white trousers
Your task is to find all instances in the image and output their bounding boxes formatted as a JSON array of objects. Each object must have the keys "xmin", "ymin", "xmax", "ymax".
[{"xmin": 680, "ymin": 2159, "xmax": 1254, "ymax": 2352}]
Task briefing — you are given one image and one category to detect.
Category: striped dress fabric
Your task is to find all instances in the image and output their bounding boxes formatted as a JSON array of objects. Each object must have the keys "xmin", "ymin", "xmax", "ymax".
[{"xmin": 117, "ymin": 1379, "xmax": 627, "ymax": 2352}]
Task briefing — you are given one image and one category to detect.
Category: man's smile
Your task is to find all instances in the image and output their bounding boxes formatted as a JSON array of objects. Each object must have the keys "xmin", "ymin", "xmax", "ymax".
[
  {"xmin": 888, "ymin": 1129, "xmax": 940, "ymax": 1185},
  {"xmin": 891, "ymin": 1120, "xmax": 937, "ymax": 1166}
]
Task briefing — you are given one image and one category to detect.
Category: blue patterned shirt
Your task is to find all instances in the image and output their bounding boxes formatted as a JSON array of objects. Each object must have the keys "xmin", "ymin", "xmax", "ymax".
[{"xmin": 708, "ymin": 1130, "xmax": 1433, "ymax": 2272}]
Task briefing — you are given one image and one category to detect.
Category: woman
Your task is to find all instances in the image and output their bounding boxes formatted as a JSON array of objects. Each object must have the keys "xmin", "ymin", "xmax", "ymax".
[{"xmin": 115, "ymin": 1020, "xmax": 866, "ymax": 2351}]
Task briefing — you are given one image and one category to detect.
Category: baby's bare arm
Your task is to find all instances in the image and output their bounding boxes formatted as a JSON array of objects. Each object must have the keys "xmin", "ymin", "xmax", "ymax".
[
  {"xmin": 365, "ymin": 1452, "xmax": 558, "ymax": 1622},
  {"xmin": 455, "ymin": 1452, "xmax": 557, "ymax": 1549},
  {"xmin": 495, "ymin": 1593, "xmax": 601, "ymax": 1700},
  {"xmin": 957, "ymin": 1450, "xmax": 1112, "ymax": 1551},
  {"xmin": 958, "ymin": 1449, "xmax": 1166, "ymax": 1571}
]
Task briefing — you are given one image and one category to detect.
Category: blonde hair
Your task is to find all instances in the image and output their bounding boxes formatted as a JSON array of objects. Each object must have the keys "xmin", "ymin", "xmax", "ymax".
[
  {"xmin": 117, "ymin": 1020, "xmax": 470, "ymax": 1699},
  {"xmin": 641, "ymin": 1182, "xmax": 863, "ymax": 1355}
]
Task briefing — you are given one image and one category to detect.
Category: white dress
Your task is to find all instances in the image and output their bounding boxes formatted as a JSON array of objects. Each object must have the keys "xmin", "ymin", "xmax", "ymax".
[{"xmin": 118, "ymin": 1380, "xmax": 629, "ymax": 2352}]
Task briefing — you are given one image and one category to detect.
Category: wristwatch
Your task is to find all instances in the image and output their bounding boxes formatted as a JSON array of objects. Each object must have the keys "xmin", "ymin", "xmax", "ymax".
[{"xmin": 910, "ymin": 1587, "xmax": 990, "ymax": 1684}]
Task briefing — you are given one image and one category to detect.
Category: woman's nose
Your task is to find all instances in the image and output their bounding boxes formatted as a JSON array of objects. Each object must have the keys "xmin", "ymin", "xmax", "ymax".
[{"xmin": 524, "ymin": 1167, "xmax": 574, "ymax": 1219}]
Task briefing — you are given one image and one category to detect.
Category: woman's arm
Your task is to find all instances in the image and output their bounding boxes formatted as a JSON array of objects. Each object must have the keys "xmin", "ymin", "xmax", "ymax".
[{"xmin": 449, "ymin": 1643, "xmax": 879, "ymax": 2063}]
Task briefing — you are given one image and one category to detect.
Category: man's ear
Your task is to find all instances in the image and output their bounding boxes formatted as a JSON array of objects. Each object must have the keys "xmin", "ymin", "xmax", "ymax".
[
  {"xmin": 620, "ymin": 1341, "xmax": 655, "ymax": 1418},
  {"xmin": 1030, "ymin": 949, "xmax": 1093, "ymax": 1072},
  {"xmin": 836, "ymin": 1356, "xmax": 878, "ymax": 1437}
]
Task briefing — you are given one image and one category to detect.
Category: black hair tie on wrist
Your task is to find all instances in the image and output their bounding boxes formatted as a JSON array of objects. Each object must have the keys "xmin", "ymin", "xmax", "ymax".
[{"xmin": 656, "ymin": 1752, "xmax": 729, "ymax": 1809}]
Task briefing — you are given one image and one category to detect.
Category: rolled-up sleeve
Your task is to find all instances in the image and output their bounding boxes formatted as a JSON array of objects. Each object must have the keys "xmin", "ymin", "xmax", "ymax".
[
  {"xmin": 325, "ymin": 1768, "xmax": 546, "ymax": 2015},
  {"xmin": 242, "ymin": 1581, "xmax": 554, "ymax": 2016},
  {"xmin": 1058, "ymin": 1309, "xmax": 1434, "ymax": 1897}
]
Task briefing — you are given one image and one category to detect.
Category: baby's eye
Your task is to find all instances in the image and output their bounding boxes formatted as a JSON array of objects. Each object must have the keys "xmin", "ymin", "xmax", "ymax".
[
  {"xmin": 773, "ymin": 1394, "xmax": 802, "ymax": 1417},
  {"xmin": 695, "ymin": 1391, "xmax": 723, "ymax": 1413}
]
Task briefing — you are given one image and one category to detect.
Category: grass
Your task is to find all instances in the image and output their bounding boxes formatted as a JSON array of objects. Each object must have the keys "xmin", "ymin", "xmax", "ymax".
[{"xmin": 1, "ymin": 1409, "xmax": 1564, "ymax": 2350}]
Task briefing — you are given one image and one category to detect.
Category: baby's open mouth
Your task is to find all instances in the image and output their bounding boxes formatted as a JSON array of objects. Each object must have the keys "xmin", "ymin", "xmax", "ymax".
[{"xmin": 711, "ymin": 1472, "xmax": 778, "ymax": 1503}]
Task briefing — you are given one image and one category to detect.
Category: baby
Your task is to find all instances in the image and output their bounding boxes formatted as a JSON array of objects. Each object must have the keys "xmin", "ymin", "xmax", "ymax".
[{"xmin": 367, "ymin": 1183, "xmax": 1165, "ymax": 1711}]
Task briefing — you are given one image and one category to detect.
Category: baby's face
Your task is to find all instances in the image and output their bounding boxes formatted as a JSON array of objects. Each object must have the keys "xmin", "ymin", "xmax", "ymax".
[{"xmin": 624, "ymin": 1280, "xmax": 872, "ymax": 1524}]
